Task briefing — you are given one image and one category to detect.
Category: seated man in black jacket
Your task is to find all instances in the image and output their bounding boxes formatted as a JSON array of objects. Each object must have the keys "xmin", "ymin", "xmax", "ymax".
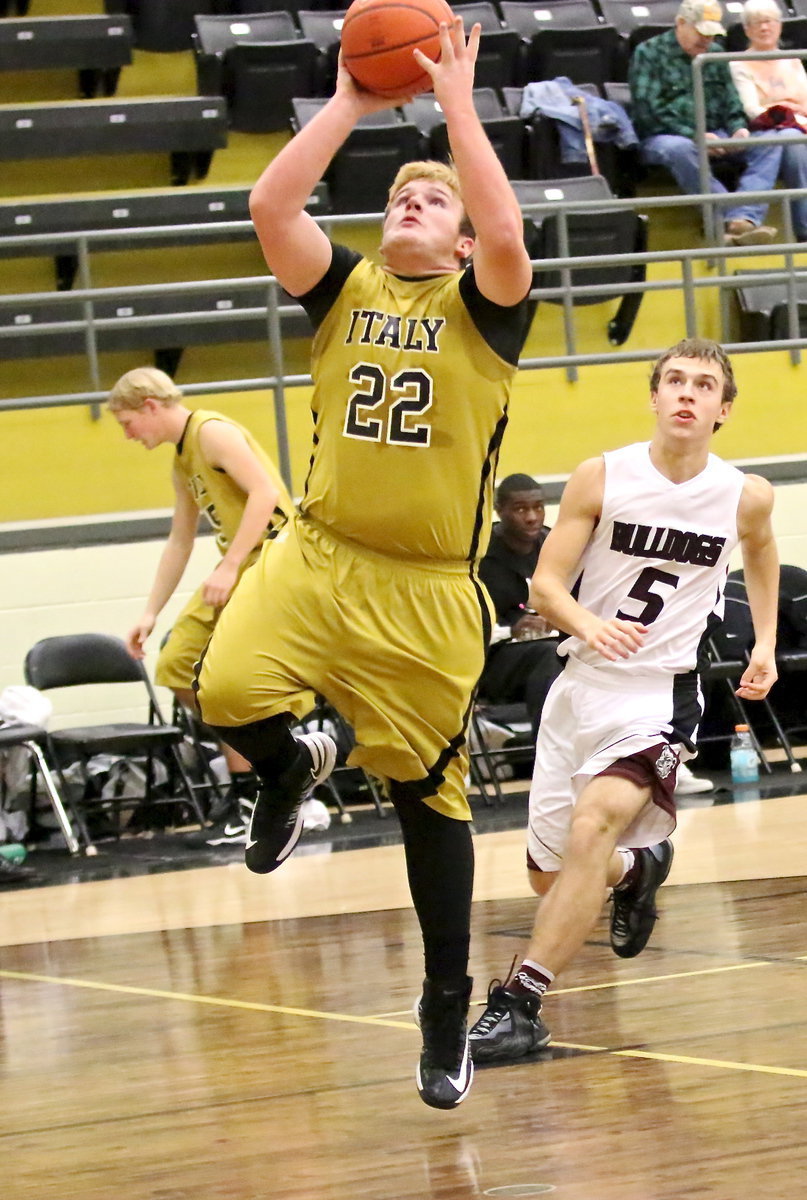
[
  {"xmin": 478, "ymin": 475, "xmax": 714, "ymax": 794},
  {"xmin": 478, "ymin": 474, "xmax": 562, "ymax": 739}
]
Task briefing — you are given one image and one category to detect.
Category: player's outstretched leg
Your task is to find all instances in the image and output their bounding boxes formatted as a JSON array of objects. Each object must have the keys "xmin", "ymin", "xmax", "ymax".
[
  {"xmin": 245, "ymin": 732, "xmax": 337, "ymax": 874},
  {"xmin": 468, "ymin": 976, "xmax": 551, "ymax": 1064},
  {"xmin": 610, "ymin": 838, "xmax": 674, "ymax": 958},
  {"xmin": 415, "ymin": 976, "xmax": 474, "ymax": 1109}
]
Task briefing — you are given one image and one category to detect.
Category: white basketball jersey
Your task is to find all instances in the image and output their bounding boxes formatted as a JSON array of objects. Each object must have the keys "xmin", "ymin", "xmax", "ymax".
[{"xmin": 563, "ymin": 442, "xmax": 745, "ymax": 675}]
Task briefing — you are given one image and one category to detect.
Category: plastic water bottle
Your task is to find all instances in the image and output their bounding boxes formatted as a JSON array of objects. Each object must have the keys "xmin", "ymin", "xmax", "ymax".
[
  {"xmin": 730, "ymin": 724, "xmax": 760, "ymax": 797},
  {"xmin": 0, "ymin": 843, "xmax": 27, "ymax": 864}
]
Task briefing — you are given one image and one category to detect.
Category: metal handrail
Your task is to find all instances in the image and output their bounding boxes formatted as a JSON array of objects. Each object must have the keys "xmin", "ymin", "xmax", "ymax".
[{"xmin": 3, "ymin": 188, "xmax": 807, "ymax": 486}]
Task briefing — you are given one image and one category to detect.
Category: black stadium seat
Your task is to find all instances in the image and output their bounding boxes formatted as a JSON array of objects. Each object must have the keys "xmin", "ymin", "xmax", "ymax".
[
  {"xmin": 292, "ymin": 97, "xmax": 421, "ymax": 212},
  {"xmin": 513, "ymin": 174, "xmax": 648, "ymax": 344},
  {"xmin": 403, "ymin": 88, "xmax": 525, "ymax": 178},
  {"xmin": 297, "ymin": 8, "xmax": 347, "ymax": 94},
  {"xmin": 104, "ymin": 0, "xmax": 217, "ymax": 54},
  {"xmin": 731, "ymin": 269, "xmax": 807, "ymax": 342},
  {"xmin": 597, "ymin": 0, "xmax": 679, "ymax": 36},
  {"xmin": 193, "ymin": 12, "xmax": 320, "ymax": 131},
  {"xmin": 453, "ymin": 3, "xmax": 521, "ymax": 89}
]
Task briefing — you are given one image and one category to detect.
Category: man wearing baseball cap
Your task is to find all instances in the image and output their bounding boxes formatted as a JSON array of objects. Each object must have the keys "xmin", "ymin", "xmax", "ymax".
[
  {"xmin": 679, "ymin": 0, "xmax": 726, "ymax": 36},
  {"xmin": 629, "ymin": 0, "xmax": 782, "ymax": 245}
]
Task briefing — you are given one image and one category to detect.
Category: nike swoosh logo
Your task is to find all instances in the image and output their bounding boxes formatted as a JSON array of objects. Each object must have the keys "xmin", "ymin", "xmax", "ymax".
[
  {"xmin": 446, "ymin": 1040, "xmax": 472, "ymax": 1095},
  {"xmin": 246, "ymin": 812, "xmax": 257, "ymax": 849}
]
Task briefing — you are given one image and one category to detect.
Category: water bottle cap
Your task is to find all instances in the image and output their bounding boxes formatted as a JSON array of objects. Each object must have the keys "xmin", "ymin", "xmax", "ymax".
[{"xmin": 734, "ymin": 724, "xmax": 749, "ymax": 732}]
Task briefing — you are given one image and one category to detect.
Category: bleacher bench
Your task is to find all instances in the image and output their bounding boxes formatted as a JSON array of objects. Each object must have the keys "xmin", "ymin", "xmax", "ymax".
[
  {"xmin": 0, "ymin": 281, "xmax": 313, "ymax": 377},
  {"xmin": 0, "ymin": 15, "xmax": 134, "ymax": 98},
  {"xmin": 0, "ymin": 182, "xmax": 330, "ymax": 289},
  {"xmin": 0, "ymin": 96, "xmax": 228, "ymax": 185}
]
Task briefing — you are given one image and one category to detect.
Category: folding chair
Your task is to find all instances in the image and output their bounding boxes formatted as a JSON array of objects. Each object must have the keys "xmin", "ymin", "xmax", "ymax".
[
  {"xmin": 468, "ymin": 700, "xmax": 534, "ymax": 806},
  {"xmin": 24, "ymin": 634, "xmax": 208, "ymax": 850},
  {"xmin": 698, "ymin": 637, "xmax": 801, "ymax": 774}
]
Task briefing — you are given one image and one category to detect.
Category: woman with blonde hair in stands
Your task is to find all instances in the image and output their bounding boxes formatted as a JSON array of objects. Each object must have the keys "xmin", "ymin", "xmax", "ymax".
[{"xmin": 730, "ymin": 0, "xmax": 807, "ymax": 239}]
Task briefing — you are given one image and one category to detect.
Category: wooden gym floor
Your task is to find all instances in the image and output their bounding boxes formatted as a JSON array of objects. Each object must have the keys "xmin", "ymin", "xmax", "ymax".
[{"xmin": 1, "ymin": 789, "xmax": 806, "ymax": 1199}]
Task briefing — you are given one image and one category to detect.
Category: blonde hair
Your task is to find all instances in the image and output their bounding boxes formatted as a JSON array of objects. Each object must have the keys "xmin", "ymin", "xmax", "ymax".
[
  {"xmin": 107, "ymin": 366, "xmax": 182, "ymax": 411},
  {"xmin": 743, "ymin": 0, "xmax": 782, "ymax": 22},
  {"xmin": 388, "ymin": 159, "xmax": 461, "ymax": 204},
  {"xmin": 386, "ymin": 160, "xmax": 475, "ymax": 238}
]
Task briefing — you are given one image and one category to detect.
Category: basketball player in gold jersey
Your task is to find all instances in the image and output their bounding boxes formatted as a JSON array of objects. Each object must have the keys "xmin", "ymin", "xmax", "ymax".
[
  {"xmin": 108, "ymin": 367, "xmax": 292, "ymax": 841},
  {"xmin": 195, "ymin": 19, "xmax": 533, "ymax": 1109}
]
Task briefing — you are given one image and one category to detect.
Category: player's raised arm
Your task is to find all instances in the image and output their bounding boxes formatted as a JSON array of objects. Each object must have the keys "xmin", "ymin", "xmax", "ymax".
[
  {"xmin": 414, "ymin": 18, "xmax": 532, "ymax": 305},
  {"xmin": 249, "ymin": 59, "xmax": 399, "ymax": 296}
]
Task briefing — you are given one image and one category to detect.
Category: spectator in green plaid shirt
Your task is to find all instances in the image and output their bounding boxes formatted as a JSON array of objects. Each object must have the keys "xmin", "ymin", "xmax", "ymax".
[{"xmin": 629, "ymin": 0, "xmax": 782, "ymax": 245}]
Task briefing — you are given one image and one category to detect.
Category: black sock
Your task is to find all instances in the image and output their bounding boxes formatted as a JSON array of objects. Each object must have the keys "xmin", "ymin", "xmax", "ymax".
[
  {"xmin": 227, "ymin": 771, "xmax": 259, "ymax": 804},
  {"xmin": 207, "ymin": 714, "xmax": 300, "ymax": 785}
]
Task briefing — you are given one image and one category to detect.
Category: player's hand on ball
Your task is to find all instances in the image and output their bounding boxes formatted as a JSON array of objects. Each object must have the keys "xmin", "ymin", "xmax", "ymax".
[
  {"xmin": 413, "ymin": 17, "xmax": 480, "ymax": 101},
  {"xmin": 335, "ymin": 51, "xmax": 408, "ymax": 112}
]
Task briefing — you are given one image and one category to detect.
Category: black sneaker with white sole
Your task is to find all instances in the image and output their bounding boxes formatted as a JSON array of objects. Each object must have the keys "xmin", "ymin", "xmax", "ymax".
[
  {"xmin": 610, "ymin": 838, "xmax": 675, "ymax": 959},
  {"xmin": 468, "ymin": 981, "xmax": 551, "ymax": 1063},
  {"xmin": 201, "ymin": 798, "xmax": 256, "ymax": 847},
  {"xmin": 244, "ymin": 732, "xmax": 337, "ymax": 874},
  {"xmin": 415, "ymin": 976, "xmax": 474, "ymax": 1110}
]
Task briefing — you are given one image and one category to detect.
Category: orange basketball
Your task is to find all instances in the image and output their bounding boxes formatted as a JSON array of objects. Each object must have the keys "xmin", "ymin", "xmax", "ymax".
[{"xmin": 341, "ymin": 0, "xmax": 454, "ymax": 100}]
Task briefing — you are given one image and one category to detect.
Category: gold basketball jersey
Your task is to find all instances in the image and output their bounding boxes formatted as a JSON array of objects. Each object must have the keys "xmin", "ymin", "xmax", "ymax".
[
  {"xmin": 302, "ymin": 259, "xmax": 521, "ymax": 563},
  {"xmin": 176, "ymin": 409, "xmax": 292, "ymax": 555}
]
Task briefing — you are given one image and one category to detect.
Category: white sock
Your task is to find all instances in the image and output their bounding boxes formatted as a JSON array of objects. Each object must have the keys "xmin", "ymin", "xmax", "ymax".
[{"xmin": 615, "ymin": 848, "xmax": 636, "ymax": 889}]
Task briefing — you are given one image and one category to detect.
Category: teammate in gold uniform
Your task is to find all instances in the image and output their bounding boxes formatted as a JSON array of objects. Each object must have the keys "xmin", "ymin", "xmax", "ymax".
[
  {"xmin": 195, "ymin": 19, "xmax": 533, "ymax": 1109},
  {"xmin": 108, "ymin": 367, "xmax": 292, "ymax": 839}
]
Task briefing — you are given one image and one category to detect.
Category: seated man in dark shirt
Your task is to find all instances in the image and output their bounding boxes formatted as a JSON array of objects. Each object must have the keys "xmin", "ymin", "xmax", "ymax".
[{"xmin": 478, "ymin": 474, "xmax": 562, "ymax": 739}]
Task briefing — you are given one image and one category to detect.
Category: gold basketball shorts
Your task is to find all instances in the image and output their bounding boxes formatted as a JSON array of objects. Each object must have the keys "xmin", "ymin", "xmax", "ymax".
[
  {"xmin": 155, "ymin": 548, "xmax": 261, "ymax": 691},
  {"xmin": 196, "ymin": 516, "xmax": 493, "ymax": 821}
]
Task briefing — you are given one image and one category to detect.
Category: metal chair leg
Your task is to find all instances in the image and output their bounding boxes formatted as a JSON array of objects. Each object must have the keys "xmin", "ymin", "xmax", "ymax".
[{"xmin": 26, "ymin": 741, "xmax": 82, "ymax": 856}]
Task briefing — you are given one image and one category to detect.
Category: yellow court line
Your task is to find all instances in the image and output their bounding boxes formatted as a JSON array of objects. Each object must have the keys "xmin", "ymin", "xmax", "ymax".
[
  {"xmin": 549, "ymin": 959, "xmax": 773, "ymax": 995},
  {"xmin": 5, "ymin": 968, "xmax": 807, "ymax": 1080},
  {"xmin": 0, "ymin": 969, "xmax": 415, "ymax": 1031},
  {"xmin": 547, "ymin": 1042, "xmax": 807, "ymax": 1080},
  {"xmin": 378, "ymin": 959, "xmax": 774, "ymax": 1018}
]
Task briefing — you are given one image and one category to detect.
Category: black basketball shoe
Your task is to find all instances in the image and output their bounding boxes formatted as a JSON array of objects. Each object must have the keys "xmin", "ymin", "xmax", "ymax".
[
  {"xmin": 190, "ymin": 797, "xmax": 256, "ymax": 847},
  {"xmin": 244, "ymin": 732, "xmax": 337, "ymax": 874},
  {"xmin": 468, "ymin": 980, "xmax": 551, "ymax": 1063},
  {"xmin": 610, "ymin": 838, "xmax": 675, "ymax": 959},
  {"xmin": 414, "ymin": 976, "xmax": 474, "ymax": 1110}
]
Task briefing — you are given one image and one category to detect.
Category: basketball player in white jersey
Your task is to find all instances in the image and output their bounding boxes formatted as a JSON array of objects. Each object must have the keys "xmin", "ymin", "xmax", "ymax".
[{"xmin": 469, "ymin": 337, "xmax": 779, "ymax": 1063}]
